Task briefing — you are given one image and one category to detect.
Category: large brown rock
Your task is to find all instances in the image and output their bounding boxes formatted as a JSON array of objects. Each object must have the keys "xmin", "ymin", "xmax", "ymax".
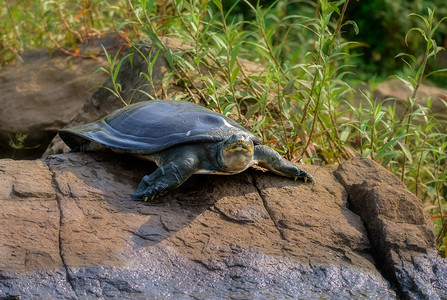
[
  {"xmin": 1, "ymin": 154, "xmax": 445, "ymax": 299},
  {"xmin": 334, "ymin": 158, "xmax": 447, "ymax": 299},
  {"xmin": 0, "ymin": 154, "xmax": 393, "ymax": 299},
  {"xmin": 0, "ymin": 34, "xmax": 125, "ymax": 159}
]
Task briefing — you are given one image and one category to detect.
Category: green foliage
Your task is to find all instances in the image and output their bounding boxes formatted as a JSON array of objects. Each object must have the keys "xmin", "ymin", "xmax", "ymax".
[
  {"xmin": 344, "ymin": 0, "xmax": 447, "ymax": 83},
  {"xmin": 2, "ymin": 0, "xmax": 446, "ymax": 253},
  {"xmin": 90, "ymin": 46, "xmax": 134, "ymax": 106},
  {"xmin": 8, "ymin": 133, "xmax": 40, "ymax": 159},
  {"xmin": 0, "ymin": 0, "xmax": 132, "ymax": 64}
]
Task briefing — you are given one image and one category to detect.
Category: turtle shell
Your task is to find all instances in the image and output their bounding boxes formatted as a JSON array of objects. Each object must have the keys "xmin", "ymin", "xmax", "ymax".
[{"xmin": 59, "ymin": 100, "xmax": 261, "ymax": 154}]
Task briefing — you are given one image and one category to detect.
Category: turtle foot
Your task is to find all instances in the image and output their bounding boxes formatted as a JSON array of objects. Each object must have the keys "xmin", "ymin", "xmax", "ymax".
[
  {"xmin": 294, "ymin": 171, "xmax": 315, "ymax": 183},
  {"xmin": 131, "ymin": 185, "xmax": 168, "ymax": 201},
  {"xmin": 131, "ymin": 161, "xmax": 196, "ymax": 201},
  {"xmin": 131, "ymin": 174, "xmax": 168, "ymax": 201}
]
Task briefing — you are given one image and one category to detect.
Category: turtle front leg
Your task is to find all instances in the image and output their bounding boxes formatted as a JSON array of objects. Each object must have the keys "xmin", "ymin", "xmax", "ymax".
[
  {"xmin": 131, "ymin": 152, "xmax": 200, "ymax": 201},
  {"xmin": 253, "ymin": 145, "xmax": 315, "ymax": 183}
]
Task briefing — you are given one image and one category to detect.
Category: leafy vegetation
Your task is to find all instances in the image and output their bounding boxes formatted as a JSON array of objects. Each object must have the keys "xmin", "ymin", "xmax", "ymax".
[
  {"xmin": 344, "ymin": 0, "xmax": 447, "ymax": 84},
  {"xmin": 1, "ymin": 0, "xmax": 446, "ymax": 255}
]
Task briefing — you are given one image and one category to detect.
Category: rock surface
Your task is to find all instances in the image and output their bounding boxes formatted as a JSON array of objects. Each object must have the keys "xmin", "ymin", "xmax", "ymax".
[
  {"xmin": 0, "ymin": 154, "xmax": 445, "ymax": 299},
  {"xmin": 335, "ymin": 158, "xmax": 447, "ymax": 299},
  {"xmin": 0, "ymin": 34, "xmax": 125, "ymax": 159}
]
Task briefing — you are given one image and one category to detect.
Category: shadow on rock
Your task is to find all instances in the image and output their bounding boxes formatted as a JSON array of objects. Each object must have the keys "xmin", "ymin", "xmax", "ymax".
[{"xmin": 44, "ymin": 152, "xmax": 221, "ymax": 265}]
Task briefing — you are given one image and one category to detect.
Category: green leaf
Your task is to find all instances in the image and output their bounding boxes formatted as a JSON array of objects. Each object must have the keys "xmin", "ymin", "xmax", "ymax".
[
  {"xmin": 139, "ymin": 72, "xmax": 152, "ymax": 83},
  {"xmin": 431, "ymin": 16, "xmax": 447, "ymax": 36},
  {"xmin": 328, "ymin": 2, "xmax": 341, "ymax": 15},
  {"xmin": 390, "ymin": 75, "xmax": 415, "ymax": 93},
  {"xmin": 101, "ymin": 86, "xmax": 120, "ymax": 98},
  {"xmin": 408, "ymin": 13, "xmax": 430, "ymax": 29},
  {"xmin": 222, "ymin": 102, "xmax": 236, "ymax": 116},
  {"xmin": 116, "ymin": 21, "xmax": 139, "ymax": 31},
  {"xmin": 405, "ymin": 28, "xmax": 427, "ymax": 45},
  {"xmin": 395, "ymin": 53, "xmax": 419, "ymax": 65},
  {"xmin": 229, "ymin": 42, "xmax": 241, "ymax": 72},
  {"xmin": 87, "ymin": 67, "xmax": 110, "ymax": 84},
  {"xmin": 374, "ymin": 111, "xmax": 386, "ymax": 127},
  {"xmin": 375, "ymin": 133, "xmax": 406, "ymax": 159},
  {"xmin": 145, "ymin": 27, "xmax": 165, "ymax": 51},
  {"xmin": 113, "ymin": 52, "xmax": 132, "ymax": 81},
  {"xmin": 101, "ymin": 45, "xmax": 112, "ymax": 65},
  {"xmin": 148, "ymin": 49, "xmax": 160, "ymax": 76},
  {"xmin": 230, "ymin": 65, "xmax": 241, "ymax": 84},
  {"xmin": 425, "ymin": 68, "xmax": 447, "ymax": 78},
  {"xmin": 224, "ymin": 0, "xmax": 242, "ymax": 20},
  {"xmin": 133, "ymin": 87, "xmax": 157, "ymax": 101},
  {"xmin": 212, "ymin": 0, "xmax": 222, "ymax": 11},
  {"xmin": 379, "ymin": 151, "xmax": 399, "ymax": 167},
  {"xmin": 146, "ymin": 0, "xmax": 155, "ymax": 15},
  {"xmin": 165, "ymin": 48, "xmax": 174, "ymax": 70},
  {"xmin": 339, "ymin": 127, "xmax": 351, "ymax": 142},
  {"xmin": 283, "ymin": 79, "xmax": 296, "ymax": 95},
  {"xmin": 397, "ymin": 141, "xmax": 413, "ymax": 164},
  {"xmin": 342, "ymin": 20, "xmax": 359, "ymax": 35}
]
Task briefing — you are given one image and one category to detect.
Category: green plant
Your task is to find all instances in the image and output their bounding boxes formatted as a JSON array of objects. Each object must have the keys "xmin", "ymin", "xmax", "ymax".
[
  {"xmin": 394, "ymin": 8, "xmax": 447, "ymax": 249},
  {"xmin": 8, "ymin": 133, "xmax": 40, "ymax": 159},
  {"xmin": 90, "ymin": 46, "xmax": 134, "ymax": 106}
]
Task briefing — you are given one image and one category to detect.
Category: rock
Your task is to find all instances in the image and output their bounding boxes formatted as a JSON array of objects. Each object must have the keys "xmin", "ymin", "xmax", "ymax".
[
  {"xmin": 0, "ymin": 153, "xmax": 406, "ymax": 299},
  {"xmin": 1, "ymin": 155, "xmax": 445, "ymax": 299},
  {"xmin": 0, "ymin": 34, "xmax": 126, "ymax": 160},
  {"xmin": 334, "ymin": 157, "xmax": 447, "ymax": 300}
]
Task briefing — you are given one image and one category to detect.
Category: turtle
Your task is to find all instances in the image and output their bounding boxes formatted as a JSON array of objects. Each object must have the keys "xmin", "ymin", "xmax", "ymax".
[{"xmin": 59, "ymin": 100, "xmax": 314, "ymax": 201}]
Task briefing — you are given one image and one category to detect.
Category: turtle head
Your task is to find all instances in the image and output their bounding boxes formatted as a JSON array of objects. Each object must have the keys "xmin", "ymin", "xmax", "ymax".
[{"xmin": 218, "ymin": 134, "xmax": 254, "ymax": 173}]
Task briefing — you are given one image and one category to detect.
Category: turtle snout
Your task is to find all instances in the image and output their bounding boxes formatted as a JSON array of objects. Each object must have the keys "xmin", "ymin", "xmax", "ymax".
[
  {"xmin": 225, "ymin": 135, "xmax": 253, "ymax": 153},
  {"xmin": 220, "ymin": 135, "xmax": 254, "ymax": 172}
]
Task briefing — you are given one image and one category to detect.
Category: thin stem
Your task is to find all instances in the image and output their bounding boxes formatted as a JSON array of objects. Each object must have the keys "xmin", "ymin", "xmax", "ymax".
[
  {"xmin": 300, "ymin": 66, "xmax": 326, "ymax": 158},
  {"xmin": 401, "ymin": 40, "xmax": 429, "ymax": 181},
  {"xmin": 57, "ymin": 2, "xmax": 84, "ymax": 43},
  {"xmin": 434, "ymin": 155, "xmax": 446, "ymax": 247}
]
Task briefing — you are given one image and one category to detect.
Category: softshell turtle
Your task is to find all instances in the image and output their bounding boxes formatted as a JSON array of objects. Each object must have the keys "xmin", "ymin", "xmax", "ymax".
[{"xmin": 59, "ymin": 100, "xmax": 314, "ymax": 201}]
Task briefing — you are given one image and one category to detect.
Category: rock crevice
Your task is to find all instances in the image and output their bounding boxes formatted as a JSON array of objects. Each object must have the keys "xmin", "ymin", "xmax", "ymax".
[
  {"xmin": 50, "ymin": 169, "xmax": 77, "ymax": 297},
  {"xmin": 251, "ymin": 173, "xmax": 287, "ymax": 242}
]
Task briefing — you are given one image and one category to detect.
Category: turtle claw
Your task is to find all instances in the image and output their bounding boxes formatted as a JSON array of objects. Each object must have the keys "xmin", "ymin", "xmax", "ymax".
[
  {"xmin": 133, "ymin": 190, "xmax": 163, "ymax": 202},
  {"xmin": 293, "ymin": 170, "xmax": 315, "ymax": 184}
]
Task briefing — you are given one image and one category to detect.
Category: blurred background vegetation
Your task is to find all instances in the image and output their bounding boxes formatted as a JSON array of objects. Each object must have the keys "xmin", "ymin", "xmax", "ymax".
[
  {"xmin": 1, "ymin": 0, "xmax": 446, "ymax": 254},
  {"xmin": 2, "ymin": 0, "xmax": 447, "ymax": 83}
]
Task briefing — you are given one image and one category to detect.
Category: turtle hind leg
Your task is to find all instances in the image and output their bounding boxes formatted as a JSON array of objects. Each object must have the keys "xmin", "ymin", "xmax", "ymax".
[
  {"xmin": 131, "ymin": 152, "xmax": 200, "ymax": 201},
  {"xmin": 253, "ymin": 145, "xmax": 315, "ymax": 183}
]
